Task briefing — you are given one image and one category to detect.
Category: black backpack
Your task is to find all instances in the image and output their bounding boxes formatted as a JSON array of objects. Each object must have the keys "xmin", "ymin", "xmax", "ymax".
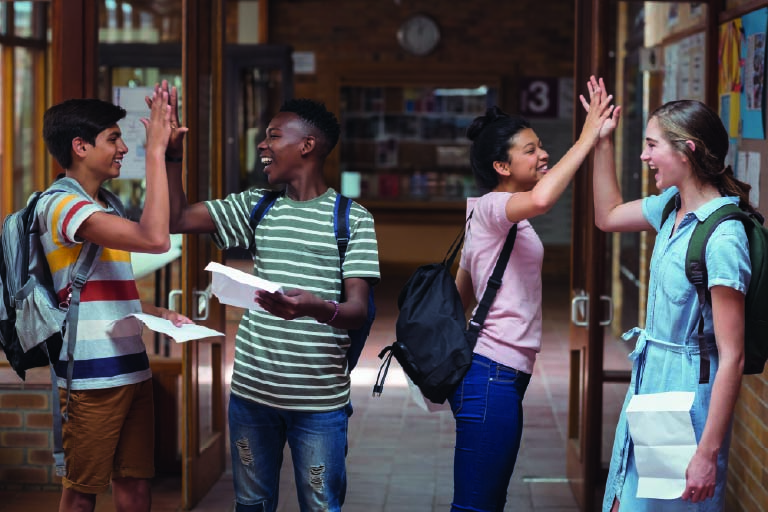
[
  {"xmin": 249, "ymin": 189, "xmax": 376, "ymax": 371},
  {"xmin": 374, "ymin": 219, "xmax": 518, "ymax": 404}
]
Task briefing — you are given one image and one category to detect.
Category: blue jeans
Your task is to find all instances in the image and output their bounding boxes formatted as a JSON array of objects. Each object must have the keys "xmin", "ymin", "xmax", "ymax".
[
  {"xmin": 448, "ymin": 353, "xmax": 531, "ymax": 512},
  {"xmin": 228, "ymin": 393, "xmax": 349, "ymax": 512}
]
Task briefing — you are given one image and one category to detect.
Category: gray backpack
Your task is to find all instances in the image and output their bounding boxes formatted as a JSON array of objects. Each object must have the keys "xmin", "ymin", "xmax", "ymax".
[{"xmin": 0, "ymin": 176, "xmax": 124, "ymax": 474}]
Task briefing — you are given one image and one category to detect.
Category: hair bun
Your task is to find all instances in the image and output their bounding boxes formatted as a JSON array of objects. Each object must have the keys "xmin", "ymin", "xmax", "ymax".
[{"xmin": 467, "ymin": 106, "xmax": 509, "ymax": 141}]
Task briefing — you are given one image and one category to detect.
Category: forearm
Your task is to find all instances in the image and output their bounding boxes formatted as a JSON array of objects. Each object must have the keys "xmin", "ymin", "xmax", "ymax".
[
  {"xmin": 166, "ymin": 163, "xmax": 188, "ymax": 233},
  {"xmin": 530, "ymin": 137, "xmax": 594, "ymax": 210},
  {"xmin": 697, "ymin": 357, "xmax": 743, "ymax": 459},
  {"xmin": 314, "ymin": 298, "xmax": 367, "ymax": 330},
  {"xmin": 138, "ymin": 150, "xmax": 171, "ymax": 250},
  {"xmin": 592, "ymin": 138, "xmax": 623, "ymax": 230}
]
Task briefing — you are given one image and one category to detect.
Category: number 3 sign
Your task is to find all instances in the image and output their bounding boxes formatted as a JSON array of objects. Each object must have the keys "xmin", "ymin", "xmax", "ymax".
[{"xmin": 520, "ymin": 77, "xmax": 559, "ymax": 118}]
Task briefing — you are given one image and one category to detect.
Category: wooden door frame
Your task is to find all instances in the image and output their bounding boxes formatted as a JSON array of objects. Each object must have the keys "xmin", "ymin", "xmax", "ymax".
[{"xmin": 181, "ymin": 0, "xmax": 227, "ymax": 508}]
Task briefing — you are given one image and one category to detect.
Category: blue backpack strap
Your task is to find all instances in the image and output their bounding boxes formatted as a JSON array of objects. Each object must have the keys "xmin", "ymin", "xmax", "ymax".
[
  {"xmin": 248, "ymin": 190, "xmax": 283, "ymax": 253},
  {"xmin": 334, "ymin": 194, "xmax": 352, "ymax": 268}
]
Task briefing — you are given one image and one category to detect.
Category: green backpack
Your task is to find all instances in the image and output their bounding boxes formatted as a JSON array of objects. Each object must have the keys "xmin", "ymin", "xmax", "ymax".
[{"xmin": 661, "ymin": 198, "xmax": 768, "ymax": 380}]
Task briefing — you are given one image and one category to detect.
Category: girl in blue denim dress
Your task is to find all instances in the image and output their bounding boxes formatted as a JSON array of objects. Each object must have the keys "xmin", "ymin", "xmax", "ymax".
[
  {"xmin": 450, "ymin": 83, "xmax": 615, "ymax": 511},
  {"xmin": 584, "ymin": 77, "xmax": 753, "ymax": 512}
]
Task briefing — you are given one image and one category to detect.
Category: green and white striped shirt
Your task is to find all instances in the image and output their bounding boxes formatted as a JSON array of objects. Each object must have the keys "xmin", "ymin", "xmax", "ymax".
[{"xmin": 205, "ymin": 188, "xmax": 380, "ymax": 410}]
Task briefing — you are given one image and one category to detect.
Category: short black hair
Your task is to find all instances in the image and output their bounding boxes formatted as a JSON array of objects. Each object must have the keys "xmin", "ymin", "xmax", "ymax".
[
  {"xmin": 280, "ymin": 98, "xmax": 340, "ymax": 156},
  {"xmin": 43, "ymin": 98, "xmax": 127, "ymax": 169}
]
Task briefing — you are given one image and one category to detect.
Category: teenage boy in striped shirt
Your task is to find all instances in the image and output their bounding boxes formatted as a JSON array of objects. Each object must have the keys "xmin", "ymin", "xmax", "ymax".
[
  {"xmin": 39, "ymin": 86, "xmax": 191, "ymax": 512},
  {"xmin": 165, "ymin": 93, "xmax": 380, "ymax": 512}
]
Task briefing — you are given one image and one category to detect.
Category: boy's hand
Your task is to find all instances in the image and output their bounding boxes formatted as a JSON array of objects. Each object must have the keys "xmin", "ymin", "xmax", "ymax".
[
  {"xmin": 140, "ymin": 86, "xmax": 172, "ymax": 158},
  {"xmin": 255, "ymin": 289, "xmax": 325, "ymax": 321},
  {"xmin": 145, "ymin": 80, "xmax": 188, "ymax": 160},
  {"xmin": 157, "ymin": 307, "xmax": 194, "ymax": 327},
  {"xmin": 579, "ymin": 76, "xmax": 621, "ymax": 139}
]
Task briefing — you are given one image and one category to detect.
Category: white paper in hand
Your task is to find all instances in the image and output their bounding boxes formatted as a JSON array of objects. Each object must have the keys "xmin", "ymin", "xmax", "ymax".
[
  {"xmin": 626, "ymin": 391, "xmax": 697, "ymax": 499},
  {"xmin": 205, "ymin": 261, "xmax": 283, "ymax": 310},
  {"xmin": 117, "ymin": 313, "xmax": 225, "ymax": 343}
]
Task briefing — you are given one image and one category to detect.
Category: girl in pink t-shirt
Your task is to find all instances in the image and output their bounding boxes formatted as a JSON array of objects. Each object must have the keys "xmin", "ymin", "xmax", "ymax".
[{"xmin": 448, "ymin": 79, "xmax": 617, "ymax": 512}]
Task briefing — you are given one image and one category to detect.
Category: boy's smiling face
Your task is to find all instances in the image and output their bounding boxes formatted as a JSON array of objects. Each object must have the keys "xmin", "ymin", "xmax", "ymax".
[
  {"xmin": 257, "ymin": 112, "xmax": 312, "ymax": 185},
  {"xmin": 80, "ymin": 124, "xmax": 128, "ymax": 180}
]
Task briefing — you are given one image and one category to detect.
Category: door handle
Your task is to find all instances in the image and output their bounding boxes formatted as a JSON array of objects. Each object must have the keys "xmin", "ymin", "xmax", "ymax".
[
  {"xmin": 571, "ymin": 290, "xmax": 588, "ymax": 327},
  {"xmin": 168, "ymin": 289, "xmax": 183, "ymax": 312},
  {"xmin": 193, "ymin": 284, "xmax": 212, "ymax": 321},
  {"xmin": 599, "ymin": 295, "xmax": 613, "ymax": 326}
]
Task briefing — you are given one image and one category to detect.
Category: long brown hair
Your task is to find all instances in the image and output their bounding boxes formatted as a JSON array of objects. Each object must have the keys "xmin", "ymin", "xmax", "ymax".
[{"xmin": 650, "ymin": 100, "xmax": 757, "ymax": 214}]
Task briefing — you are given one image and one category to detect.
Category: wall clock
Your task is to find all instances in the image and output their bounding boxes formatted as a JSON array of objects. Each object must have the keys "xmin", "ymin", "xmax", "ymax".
[{"xmin": 397, "ymin": 14, "xmax": 441, "ymax": 56}]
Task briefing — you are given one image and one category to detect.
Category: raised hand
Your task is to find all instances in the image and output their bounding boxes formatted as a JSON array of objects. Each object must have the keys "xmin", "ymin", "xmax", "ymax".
[
  {"xmin": 580, "ymin": 76, "xmax": 621, "ymax": 139},
  {"xmin": 140, "ymin": 86, "xmax": 172, "ymax": 159},
  {"xmin": 145, "ymin": 80, "xmax": 188, "ymax": 159}
]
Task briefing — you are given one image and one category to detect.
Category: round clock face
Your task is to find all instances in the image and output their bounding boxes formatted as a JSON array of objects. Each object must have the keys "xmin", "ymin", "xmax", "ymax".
[{"xmin": 397, "ymin": 14, "xmax": 440, "ymax": 56}]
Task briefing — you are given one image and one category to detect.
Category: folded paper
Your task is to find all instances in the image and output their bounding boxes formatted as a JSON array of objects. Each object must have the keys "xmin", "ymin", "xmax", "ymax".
[{"xmin": 626, "ymin": 391, "xmax": 697, "ymax": 499}]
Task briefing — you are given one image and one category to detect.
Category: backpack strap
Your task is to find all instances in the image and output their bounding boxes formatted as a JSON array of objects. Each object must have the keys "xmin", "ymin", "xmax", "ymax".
[
  {"xmin": 334, "ymin": 194, "xmax": 352, "ymax": 269},
  {"xmin": 248, "ymin": 189, "xmax": 283, "ymax": 254},
  {"xmin": 660, "ymin": 196, "xmax": 677, "ymax": 229},
  {"xmin": 465, "ymin": 223, "xmax": 518, "ymax": 348},
  {"xmin": 685, "ymin": 203, "xmax": 744, "ymax": 384}
]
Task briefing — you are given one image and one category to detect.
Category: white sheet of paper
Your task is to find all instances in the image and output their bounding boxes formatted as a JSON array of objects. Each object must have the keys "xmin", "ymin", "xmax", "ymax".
[
  {"xmin": 204, "ymin": 261, "xmax": 283, "ymax": 310},
  {"xmin": 626, "ymin": 391, "xmax": 697, "ymax": 499},
  {"xmin": 124, "ymin": 313, "xmax": 224, "ymax": 343}
]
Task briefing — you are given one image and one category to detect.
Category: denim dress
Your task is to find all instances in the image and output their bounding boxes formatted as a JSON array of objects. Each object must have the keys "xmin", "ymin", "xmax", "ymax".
[{"xmin": 602, "ymin": 187, "xmax": 751, "ymax": 512}]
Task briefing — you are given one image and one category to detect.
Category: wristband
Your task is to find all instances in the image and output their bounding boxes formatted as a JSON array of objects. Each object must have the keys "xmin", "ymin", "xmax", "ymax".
[
  {"xmin": 165, "ymin": 155, "xmax": 183, "ymax": 163},
  {"xmin": 322, "ymin": 300, "xmax": 339, "ymax": 324}
]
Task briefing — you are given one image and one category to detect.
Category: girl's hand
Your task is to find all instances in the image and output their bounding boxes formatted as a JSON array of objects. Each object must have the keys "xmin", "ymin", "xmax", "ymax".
[
  {"xmin": 580, "ymin": 76, "xmax": 621, "ymax": 139},
  {"xmin": 140, "ymin": 86, "xmax": 172, "ymax": 158},
  {"xmin": 681, "ymin": 450, "xmax": 717, "ymax": 503}
]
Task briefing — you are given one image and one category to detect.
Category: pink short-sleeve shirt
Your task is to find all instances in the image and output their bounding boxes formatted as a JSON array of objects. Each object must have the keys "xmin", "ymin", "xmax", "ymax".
[{"xmin": 460, "ymin": 192, "xmax": 543, "ymax": 373}]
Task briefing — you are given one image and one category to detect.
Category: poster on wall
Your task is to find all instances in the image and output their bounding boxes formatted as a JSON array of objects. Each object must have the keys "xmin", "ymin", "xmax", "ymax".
[
  {"xmin": 718, "ymin": 18, "xmax": 743, "ymax": 138},
  {"xmin": 740, "ymin": 8, "xmax": 768, "ymax": 140},
  {"xmin": 113, "ymin": 86, "xmax": 155, "ymax": 179},
  {"xmin": 663, "ymin": 43, "xmax": 679, "ymax": 104}
]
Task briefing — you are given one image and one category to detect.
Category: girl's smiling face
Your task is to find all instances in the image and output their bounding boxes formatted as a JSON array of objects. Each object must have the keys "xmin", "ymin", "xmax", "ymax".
[
  {"xmin": 500, "ymin": 127, "xmax": 549, "ymax": 191},
  {"xmin": 641, "ymin": 117, "xmax": 690, "ymax": 190}
]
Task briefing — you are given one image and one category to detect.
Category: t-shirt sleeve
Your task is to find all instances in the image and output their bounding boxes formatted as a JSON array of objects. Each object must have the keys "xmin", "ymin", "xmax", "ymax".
[
  {"xmin": 642, "ymin": 186, "xmax": 679, "ymax": 232},
  {"xmin": 39, "ymin": 191, "xmax": 103, "ymax": 248},
  {"xmin": 204, "ymin": 189, "xmax": 260, "ymax": 250},
  {"xmin": 705, "ymin": 220, "xmax": 751, "ymax": 294},
  {"xmin": 343, "ymin": 206, "xmax": 380, "ymax": 285}
]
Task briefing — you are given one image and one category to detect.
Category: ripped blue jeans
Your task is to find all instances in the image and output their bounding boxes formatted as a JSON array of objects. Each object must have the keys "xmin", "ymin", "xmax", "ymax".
[{"xmin": 228, "ymin": 393, "xmax": 348, "ymax": 512}]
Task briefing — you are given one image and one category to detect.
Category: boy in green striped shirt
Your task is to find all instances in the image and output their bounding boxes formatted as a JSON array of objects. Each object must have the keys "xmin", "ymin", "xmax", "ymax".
[{"xmin": 166, "ymin": 95, "xmax": 379, "ymax": 512}]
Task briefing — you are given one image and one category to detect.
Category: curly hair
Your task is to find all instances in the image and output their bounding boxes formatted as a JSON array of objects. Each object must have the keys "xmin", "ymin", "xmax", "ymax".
[{"xmin": 280, "ymin": 98, "xmax": 340, "ymax": 157}]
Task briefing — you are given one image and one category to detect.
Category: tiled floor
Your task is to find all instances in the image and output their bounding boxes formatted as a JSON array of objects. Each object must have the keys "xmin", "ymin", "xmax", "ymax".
[{"xmin": 0, "ymin": 270, "xmax": 632, "ymax": 512}]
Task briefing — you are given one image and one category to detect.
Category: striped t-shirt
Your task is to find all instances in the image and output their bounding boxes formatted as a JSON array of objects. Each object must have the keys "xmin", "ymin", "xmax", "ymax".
[
  {"xmin": 36, "ymin": 178, "xmax": 150, "ymax": 390},
  {"xmin": 205, "ymin": 188, "xmax": 380, "ymax": 411}
]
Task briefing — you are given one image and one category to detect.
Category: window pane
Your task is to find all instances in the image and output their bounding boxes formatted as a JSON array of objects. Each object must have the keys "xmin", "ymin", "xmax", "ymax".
[
  {"xmin": 99, "ymin": 0, "xmax": 182, "ymax": 44},
  {"xmin": 14, "ymin": 47, "xmax": 35, "ymax": 209},
  {"xmin": 13, "ymin": 2, "xmax": 33, "ymax": 38},
  {"xmin": 0, "ymin": 3, "xmax": 6, "ymax": 35}
]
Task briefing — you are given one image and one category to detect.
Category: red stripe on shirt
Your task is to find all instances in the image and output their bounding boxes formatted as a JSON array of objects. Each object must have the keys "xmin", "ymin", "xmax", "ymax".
[
  {"xmin": 57, "ymin": 280, "xmax": 140, "ymax": 304},
  {"xmin": 60, "ymin": 200, "xmax": 91, "ymax": 244}
]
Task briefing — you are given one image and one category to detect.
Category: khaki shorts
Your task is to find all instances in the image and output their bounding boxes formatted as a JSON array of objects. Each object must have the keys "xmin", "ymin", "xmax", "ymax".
[{"xmin": 59, "ymin": 379, "xmax": 155, "ymax": 494}]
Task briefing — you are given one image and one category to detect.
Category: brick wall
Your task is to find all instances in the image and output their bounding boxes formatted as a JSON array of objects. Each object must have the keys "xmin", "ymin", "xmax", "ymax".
[
  {"xmin": 0, "ymin": 387, "xmax": 59, "ymax": 489},
  {"xmin": 727, "ymin": 373, "xmax": 768, "ymax": 512}
]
